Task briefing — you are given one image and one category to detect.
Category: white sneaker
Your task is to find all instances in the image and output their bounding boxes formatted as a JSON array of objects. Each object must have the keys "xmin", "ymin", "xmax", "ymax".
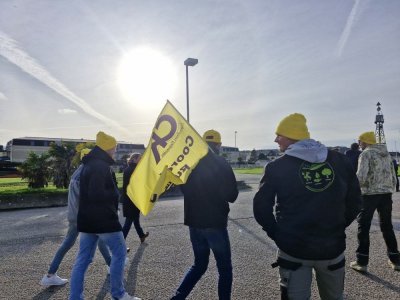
[
  {"xmin": 112, "ymin": 292, "xmax": 141, "ymax": 300},
  {"xmin": 350, "ymin": 261, "xmax": 368, "ymax": 272},
  {"xmin": 388, "ymin": 260, "xmax": 400, "ymax": 271},
  {"xmin": 40, "ymin": 274, "xmax": 68, "ymax": 286}
]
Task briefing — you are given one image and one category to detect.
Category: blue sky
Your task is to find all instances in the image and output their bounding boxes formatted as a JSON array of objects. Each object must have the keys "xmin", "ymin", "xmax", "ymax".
[{"xmin": 1, "ymin": 0, "xmax": 399, "ymax": 151}]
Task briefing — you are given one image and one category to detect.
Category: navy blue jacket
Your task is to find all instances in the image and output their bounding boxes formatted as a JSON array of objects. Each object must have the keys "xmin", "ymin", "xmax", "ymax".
[
  {"xmin": 253, "ymin": 150, "xmax": 361, "ymax": 260},
  {"xmin": 181, "ymin": 151, "xmax": 238, "ymax": 228},
  {"xmin": 345, "ymin": 149, "xmax": 361, "ymax": 172},
  {"xmin": 122, "ymin": 163, "xmax": 140, "ymax": 219},
  {"xmin": 78, "ymin": 146, "xmax": 121, "ymax": 233}
]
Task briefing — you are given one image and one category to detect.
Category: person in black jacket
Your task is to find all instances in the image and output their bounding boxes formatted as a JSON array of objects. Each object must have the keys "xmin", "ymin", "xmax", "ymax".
[
  {"xmin": 171, "ymin": 129, "xmax": 238, "ymax": 300},
  {"xmin": 393, "ymin": 159, "xmax": 399, "ymax": 192},
  {"xmin": 69, "ymin": 131, "xmax": 140, "ymax": 300},
  {"xmin": 253, "ymin": 113, "xmax": 361, "ymax": 300},
  {"xmin": 122, "ymin": 153, "xmax": 149, "ymax": 249},
  {"xmin": 345, "ymin": 142, "xmax": 361, "ymax": 172}
]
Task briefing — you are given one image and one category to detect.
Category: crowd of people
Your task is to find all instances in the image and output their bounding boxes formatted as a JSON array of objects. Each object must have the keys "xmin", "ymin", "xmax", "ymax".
[{"xmin": 39, "ymin": 114, "xmax": 399, "ymax": 300}]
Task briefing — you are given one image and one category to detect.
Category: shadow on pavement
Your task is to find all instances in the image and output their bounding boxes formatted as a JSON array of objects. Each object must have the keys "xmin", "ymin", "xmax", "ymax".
[
  {"xmin": 229, "ymin": 217, "xmax": 277, "ymax": 253},
  {"xmin": 125, "ymin": 242, "xmax": 148, "ymax": 296},
  {"xmin": 95, "ymin": 274, "xmax": 110, "ymax": 300},
  {"xmin": 362, "ymin": 272, "xmax": 400, "ymax": 293},
  {"xmin": 32, "ymin": 285, "xmax": 65, "ymax": 300},
  {"xmin": 93, "ymin": 243, "xmax": 148, "ymax": 299}
]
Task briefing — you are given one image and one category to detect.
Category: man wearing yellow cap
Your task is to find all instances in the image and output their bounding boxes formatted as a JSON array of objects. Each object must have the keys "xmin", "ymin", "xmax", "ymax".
[
  {"xmin": 350, "ymin": 132, "xmax": 399, "ymax": 272},
  {"xmin": 171, "ymin": 129, "xmax": 238, "ymax": 300},
  {"xmin": 69, "ymin": 132, "xmax": 141, "ymax": 300},
  {"xmin": 40, "ymin": 149, "xmax": 111, "ymax": 287},
  {"xmin": 253, "ymin": 113, "xmax": 361, "ymax": 299}
]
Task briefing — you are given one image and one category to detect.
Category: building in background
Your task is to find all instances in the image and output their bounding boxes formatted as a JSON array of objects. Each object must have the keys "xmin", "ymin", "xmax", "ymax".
[
  {"xmin": 5, "ymin": 137, "xmax": 145, "ymax": 163},
  {"xmin": 221, "ymin": 146, "xmax": 240, "ymax": 163},
  {"xmin": 240, "ymin": 149, "xmax": 281, "ymax": 162},
  {"xmin": 0, "ymin": 145, "xmax": 8, "ymax": 161}
]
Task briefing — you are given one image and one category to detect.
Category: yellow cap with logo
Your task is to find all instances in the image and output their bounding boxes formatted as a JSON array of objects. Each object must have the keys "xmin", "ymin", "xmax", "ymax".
[{"xmin": 203, "ymin": 129, "xmax": 221, "ymax": 144}]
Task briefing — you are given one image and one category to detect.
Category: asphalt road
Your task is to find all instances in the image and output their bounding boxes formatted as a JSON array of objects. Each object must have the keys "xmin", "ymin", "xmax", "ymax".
[{"xmin": 1, "ymin": 174, "xmax": 400, "ymax": 300}]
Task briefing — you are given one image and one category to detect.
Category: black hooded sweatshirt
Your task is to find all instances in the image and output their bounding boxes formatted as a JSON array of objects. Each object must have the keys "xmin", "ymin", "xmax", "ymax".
[
  {"xmin": 254, "ymin": 149, "xmax": 361, "ymax": 260},
  {"xmin": 77, "ymin": 146, "xmax": 121, "ymax": 233}
]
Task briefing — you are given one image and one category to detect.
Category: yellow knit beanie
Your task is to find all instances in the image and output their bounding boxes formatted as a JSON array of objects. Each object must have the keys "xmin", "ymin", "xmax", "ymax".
[
  {"xmin": 203, "ymin": 129, "xmax": 221, "ymax": 144},
  {"xmin": 359, "ymin": 131, "xmax": 376, "ymax": 145},
  {"xmin": 275, "ymin": 113, "xmax": 310, "ymax": 140},
  {"xmin": 96, "ymin": 131, "xmax": 117, "ymax": 151},
  {"xmin": 80, "ymin": 148, "xmax": 91, "ymax": 160}
]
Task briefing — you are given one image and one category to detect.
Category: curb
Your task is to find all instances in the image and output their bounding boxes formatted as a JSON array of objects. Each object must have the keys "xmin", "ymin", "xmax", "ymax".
[{"xmin": 0, "ymin": 181, "xmax": 251, "ymax": 211}]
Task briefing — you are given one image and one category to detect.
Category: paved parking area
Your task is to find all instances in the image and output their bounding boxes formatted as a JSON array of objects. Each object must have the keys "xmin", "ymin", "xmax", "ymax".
[{"xmin": 1, "ymin": 175, "xmax": 399, "ymax": 299}]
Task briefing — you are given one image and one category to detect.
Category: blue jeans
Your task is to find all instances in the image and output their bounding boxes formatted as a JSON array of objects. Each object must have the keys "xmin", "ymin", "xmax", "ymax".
[
  {"xmin": 48, "ymin": 222, "xmax": 111, "ymax": 274},
  {"xmin": 171, "ymin": 227, "xmax": 233, "ymax": 300},
  {"xmin": 69, "ymin": 231, "xmax": 126, "ymax": 300}
]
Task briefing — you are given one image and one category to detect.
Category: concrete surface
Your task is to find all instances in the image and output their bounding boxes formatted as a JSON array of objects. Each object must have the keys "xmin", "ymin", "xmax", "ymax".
[{"xmin": 0, "ymin": 174, "xmax": 399, "ymax": 299}]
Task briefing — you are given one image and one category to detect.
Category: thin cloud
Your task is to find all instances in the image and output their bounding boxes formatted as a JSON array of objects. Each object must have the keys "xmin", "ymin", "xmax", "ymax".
[
  {"xmin": 58, "ymin": 108, "xmax": 77, "ymax": 114},
  {"xmin": 0, "ymin": 30, "xmax": 129, "ymax": 135},
  {"xmin": 336, "ymin": 0, "xmax": 368, "ymax": 57},
  {"xmin": 0, "ymin": 91, "xmax": 7, "ymax": 101}
]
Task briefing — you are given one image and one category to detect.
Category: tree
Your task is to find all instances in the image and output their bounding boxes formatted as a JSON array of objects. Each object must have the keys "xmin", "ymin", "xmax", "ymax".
[
  {"xmin": 249, "ymin": 149, "xmax": 257, "ymax": 163},
  {"xmin": 48, "ymin": 143, "xmax": 76, "ymax": 188},
  {"xmin": 18, "ymin": 152, "xmax": 51, "ymax": 188},
  {"xmin": 258, "ymin": 153, "xmax": 266, "ymax": 160}
]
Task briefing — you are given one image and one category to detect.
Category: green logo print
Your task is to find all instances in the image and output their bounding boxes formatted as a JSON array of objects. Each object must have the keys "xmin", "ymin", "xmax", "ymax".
[{"xmin": 299, "ymin": 162, "xmax": 335, "ymax": 192}]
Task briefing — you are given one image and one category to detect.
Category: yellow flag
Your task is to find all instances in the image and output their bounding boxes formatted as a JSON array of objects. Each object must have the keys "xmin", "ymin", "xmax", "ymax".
[{"xmin": 126, "ymin": 100, "xmax": 209, "ymax": 215}]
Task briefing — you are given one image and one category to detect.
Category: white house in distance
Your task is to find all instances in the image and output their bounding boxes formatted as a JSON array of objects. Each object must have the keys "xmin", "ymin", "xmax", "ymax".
[
  {"xmin": 220, "ymin": 146, "xmax": 240, "ymax": 163},
  {"xmin": 5, "ymin": 137, "xmax": 145, "ymax": 163}
]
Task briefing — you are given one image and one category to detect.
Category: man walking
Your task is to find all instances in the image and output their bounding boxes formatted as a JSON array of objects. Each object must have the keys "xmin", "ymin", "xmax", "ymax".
[
  {"xmin": 350, "ymin": 131, "xmax": 400, "ymax": 272},
  {"xmin": 253, "ymin": 113, "xmax": 361, "ymax": 299},
  {"xmin": 122, "ymin": 153, "xmax": 149, "ymax": 249},
  {"xmin": 345, "ymin": 142, "xmax": 362, "ymax": 172},
  {"xmin": 171, "ymin": 129, "xmax": 238, "ymax": 300},
  {"xmin": 69, "ymin": 132, "xmax": 140, "ymax": 300},
  {"xmin": 40, "ymin": 148, "xmax": 111, "ymax": 286}
]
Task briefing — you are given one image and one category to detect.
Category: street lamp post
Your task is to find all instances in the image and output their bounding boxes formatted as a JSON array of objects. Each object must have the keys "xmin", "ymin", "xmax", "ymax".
[
  {"xmin": 184, "ymin": 58, "xmax": 198, "ymax": 122},
  {"xmin": 235, "ymin": 131, "xmax": 237, "ymax": 147}
]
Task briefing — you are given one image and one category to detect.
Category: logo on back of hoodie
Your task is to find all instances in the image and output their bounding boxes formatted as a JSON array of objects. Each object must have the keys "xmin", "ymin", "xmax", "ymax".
[{"xmin": 299, "ymin": 162, "xmax": 335, "ymax": 192}]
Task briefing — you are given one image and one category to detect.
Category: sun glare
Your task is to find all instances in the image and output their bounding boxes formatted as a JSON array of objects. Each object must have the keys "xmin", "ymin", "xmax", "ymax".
[{"xmin": 117, "ymin": 47, "xmax": 177, "ymax": 108}]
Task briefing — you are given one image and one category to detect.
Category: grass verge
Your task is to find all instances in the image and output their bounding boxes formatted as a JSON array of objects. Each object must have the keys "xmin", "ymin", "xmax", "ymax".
[
  {"xmin": 0, "ymin": 169, "xmax": 260, "ymax": 197},
  {"xmin": 233, "ymin": 167, "xmax": 264, "ymax": 175}
]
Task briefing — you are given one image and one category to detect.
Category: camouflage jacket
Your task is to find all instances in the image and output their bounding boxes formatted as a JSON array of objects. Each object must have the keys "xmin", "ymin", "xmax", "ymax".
[{"xmin": 357, "ymin": 144, "xmax": 396, "ymax": 195}]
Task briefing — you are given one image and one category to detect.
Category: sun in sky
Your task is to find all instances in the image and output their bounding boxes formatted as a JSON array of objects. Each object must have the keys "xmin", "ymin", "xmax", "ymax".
[{"xmin": 117, "ymin": 46, "xmax": 178, "ymax": 109}]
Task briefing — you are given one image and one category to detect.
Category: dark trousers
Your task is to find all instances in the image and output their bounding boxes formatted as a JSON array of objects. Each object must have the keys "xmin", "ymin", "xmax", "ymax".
[
  {"xmin": 356, "ymin": 193, "xmax": 400, "ymax": 265},
  {"xmin": 122, "ymin": 216, "xmax": 145, "ymax": 239},
  {"xmin": 171, "ymin": 227, "xmax": 233, "ymax": 300}
]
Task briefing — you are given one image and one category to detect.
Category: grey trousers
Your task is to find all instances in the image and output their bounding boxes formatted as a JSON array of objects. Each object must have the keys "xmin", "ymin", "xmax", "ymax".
[{"xmin": 277, "ymin": 250, "xmax": 345, "ymax": 300}]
